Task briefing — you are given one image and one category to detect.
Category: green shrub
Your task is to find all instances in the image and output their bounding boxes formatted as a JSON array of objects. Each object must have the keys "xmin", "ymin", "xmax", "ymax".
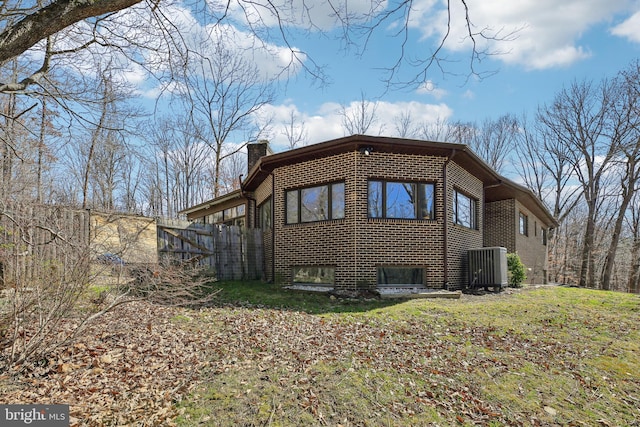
[{"xmin": 507, "ymin": 253, "xmax": 527, "ymax": 288}]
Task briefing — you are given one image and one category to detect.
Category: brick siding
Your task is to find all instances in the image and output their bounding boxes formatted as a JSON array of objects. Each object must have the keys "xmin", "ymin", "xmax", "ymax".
[
  {"xmin": 484, "ymin": 199, "xmax": 548, "ymax": 284},
  {"xmin": 184, "ymin": 145, "xmax": 551, "ymax": 288},
  {"xmin": 484, "ymin": 199, "xmax": 516, "ymax": 251},
  {"xmin": 254, "ymin": 150, "xmax": 488, "ymax": 290},
  {"xmin": 514, "ymin": 200, "xmax": 549, "ymax": 284},
  {"xmin": 446, "ymin": 161, "xmax": 484, "ymax": 289}
]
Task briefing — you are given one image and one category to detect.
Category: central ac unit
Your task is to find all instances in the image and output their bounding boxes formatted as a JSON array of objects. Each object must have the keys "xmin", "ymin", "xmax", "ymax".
[{"xmin": 468, "ymin": 247, "xmax": 508, "ymax": 290}]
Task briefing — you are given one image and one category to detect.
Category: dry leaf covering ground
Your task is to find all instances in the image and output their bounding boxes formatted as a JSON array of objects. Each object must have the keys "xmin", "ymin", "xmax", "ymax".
[{"xmin": 1, "ymin": 286, "xmax": 639, "ymax": 426}]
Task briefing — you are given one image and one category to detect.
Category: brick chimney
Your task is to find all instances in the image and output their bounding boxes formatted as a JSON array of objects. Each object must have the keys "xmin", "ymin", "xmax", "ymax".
[{"xmin": 247, "ymin": 140, "xmax": 271, "ymax": 174}]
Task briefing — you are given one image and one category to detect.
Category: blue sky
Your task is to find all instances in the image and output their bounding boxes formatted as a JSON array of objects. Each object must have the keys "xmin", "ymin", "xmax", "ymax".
[{"xmin": 141, "ymin": 0, "xmax": 640, "ymax": 153}]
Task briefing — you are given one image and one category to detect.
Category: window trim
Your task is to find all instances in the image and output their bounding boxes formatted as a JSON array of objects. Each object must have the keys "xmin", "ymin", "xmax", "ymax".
[
  {"xmin": 291, "ymin": 265, "xmax": 335, "ymax": 286},
  {"xmin": 368, "ymin": 179, "xmax": 436, "ymax": 220},
  {"xmin": 285, "ymin": 181, "xmax": 345, "ymax": 224},
  {"xmin": 377, "ymin": 266, "xmax": 426, "ymax": 287},
  {"xmin": 258, "ymin": 197, "xmax": 272, "ymax": 230},
  {"xmin": 453, "ymin": 189, "xmax": 478, "ymax": 230},
  {"xmin": 519, "ymin": 211, "xmax": 528, "ymax": 236},
  {"xmin": 204, "ymin": 204, "xmax": 245, "ymax": 225}
]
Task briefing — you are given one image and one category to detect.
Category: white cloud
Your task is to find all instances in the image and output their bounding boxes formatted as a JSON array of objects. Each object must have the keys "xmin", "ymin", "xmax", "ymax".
[
  {"xmin": 212, "ymin": 0, "xmax": 387, "ymax": 31},
  {"xmin": 416, "ymin": 80, "xmax": 448, "ymax": 99},
  {"xmin": 611, "ymin": 11, "xmax": 640, "ymax": 43},
  {"xmin": 42, "ymin": 2, "xmax": 308, "ymax": 100},
  {"xmin": 409, "ymin": 0, "xmax": 632, "ymax": 69},
  {"xmin": 258, "ymin": 100, "xmax": 453, "ymax": 152}
]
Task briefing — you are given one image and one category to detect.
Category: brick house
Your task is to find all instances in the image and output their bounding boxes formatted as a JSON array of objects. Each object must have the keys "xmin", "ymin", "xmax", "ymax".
[{"xmin": 181, "ymin": 135, "xmax": 557, "ymax": 290}]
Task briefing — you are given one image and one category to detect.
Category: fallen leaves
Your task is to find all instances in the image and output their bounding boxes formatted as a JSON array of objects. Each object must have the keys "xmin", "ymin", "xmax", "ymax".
[
  {"xmin": 1, "ymin": 302, "xmax": 206, "ymax": 426},
  {"xmin": 1, "ymin": 288, "xmax": 639, "ymax": 426}
]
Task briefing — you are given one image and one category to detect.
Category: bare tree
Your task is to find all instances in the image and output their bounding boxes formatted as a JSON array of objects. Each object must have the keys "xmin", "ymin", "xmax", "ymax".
[
  {"xmin": 393, "ymin": 110, "xmax": 418, "ymax": 139},
  {"xmin": 282, "ymin": 109, "xmax": 308, "ymax": 149},
  {"xmin": 146, "ymin": 115, "xmax": 214, "ymax": 215},
  {"xmin": 176, "ymin": 28, "xmax": 274, "ymax": 198},
  {"xmin": 627, "ymin": 193, "xmax": 640, "ymax": 293},
  {"xmin": 118, "ymin": 152, "xmax": 144, "ymax": 213},
  {"xmin": 417, "ymin": 117, "xmax": 455, "ymax": 142},
  {"xmin": 215, "ymin": 151, "xmax": 246, "ymax": 195},
  {"xmin": 444, "ymin": 115, "xmax": 517, "ymax": 173},
  {"xmin": 0, "ymin": 0, "xmax": 144, "ymax": 66},
  {"xmin": 473, "ymin": 114, "xmax": 518, "ymax": 173},
  {"xmin": 599, "ymin": 63, "xmax": 640, "ymax": 291},
  {"xmin": 167, "ymin": 118, "xmax": 212, "ymax": 212},
  {"xmin": 58, "ymin": 64, "xmax": 142, "ymax": 210},
  {"xmin": 145, "ymin": 117, "xmax": 178, "ymax": 217},
  {"xmin": 340, "ymin": 92, "xmax": 381, "ymax": 135},
  {"xmin": 0, "ymin": 0, "xmax": 502, "ymax": 95},
  {"xmin": 538, "ymin": 79, "xmax": 623, "ymax": 288},
  {"xmin": 515, "ymin": 114, "xmax": 581, "ymax": 222}
]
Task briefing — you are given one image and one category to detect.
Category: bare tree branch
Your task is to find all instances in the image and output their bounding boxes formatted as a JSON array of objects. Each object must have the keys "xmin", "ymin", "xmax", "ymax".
[{"xmin": 0, "ymin": 0, "xmax": 143, "ymax": 65}]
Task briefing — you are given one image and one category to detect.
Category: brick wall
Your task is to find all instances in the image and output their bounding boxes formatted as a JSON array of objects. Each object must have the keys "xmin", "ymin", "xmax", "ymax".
[
  {"xmin": 514, "ymin": 200, "xmax": 549, "ymax": 284},
  {"xmin": 273, "ymin": 152, "xmax": 356, "ymax": 287},
  {"xmin": 484, "ymin": 199, "xmax": 516, "ymax": 251},
  {"xmin": 255, "ymin": 177, "xmax": 274, "ymax": 282},
  {"xmin": 484, "ymin": 198, "xmax": 548, "ymax": 284},
  {"xmin": 445, "ymin": 161, "xmax": 484, "ymax": 289},
  {"xmin": 353, "ymin": 152, "xmax": 446, "ymax": 289},
  {"xmin": 242, "ymin": 146, "xmax": 552, "ymax": 289},
  {"xmin": 255, "ymin": 149, "xmax": 490, "ymax": 290}
]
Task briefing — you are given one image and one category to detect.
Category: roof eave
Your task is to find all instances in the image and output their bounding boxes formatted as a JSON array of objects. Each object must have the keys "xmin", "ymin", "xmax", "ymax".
[{"xmin": 177, "ymin": 189, "xmax": 244, "ymax": 215}]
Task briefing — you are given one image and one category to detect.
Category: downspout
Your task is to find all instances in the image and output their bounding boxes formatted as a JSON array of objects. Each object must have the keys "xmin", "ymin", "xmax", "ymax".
[
  {"xmin": 271, "ymin": 172, "xmax": 276, "ymax": 284},
  {"xmin": 442, "ymin": 150, "xmax": 457, "ymax": 289},
  {"xmin": 354, "ymin": 150, "xmax": 358, "ymax": 291}
]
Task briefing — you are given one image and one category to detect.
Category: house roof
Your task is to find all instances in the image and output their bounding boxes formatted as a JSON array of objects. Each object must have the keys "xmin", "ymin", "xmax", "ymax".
[
  {"xmin": 179, "ymin": 189, "xmax": 243, "ymax": 216},
  {"xmin": 485, "ymin": 179, "xmax": 559, "ymax": 228},
  {"xmin": 242, "ymin": 134, "xmax": 499, "ymax": 187},
  {"xmin": 242, "ymin": 134, "xmax": 558, "ymax": 228}
]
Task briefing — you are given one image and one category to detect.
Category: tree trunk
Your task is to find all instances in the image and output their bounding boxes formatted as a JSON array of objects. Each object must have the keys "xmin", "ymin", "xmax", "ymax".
[
  {"xmin": 629, "ymin": 237, "xmax": 640, "ymax": 294},
  {"xmin": 579, "ymin": 207, "xmax": 595, "ymax": 287},
  {"xmin": 601, "ymin": 190, "xmax": 635, "ymax": 291}
]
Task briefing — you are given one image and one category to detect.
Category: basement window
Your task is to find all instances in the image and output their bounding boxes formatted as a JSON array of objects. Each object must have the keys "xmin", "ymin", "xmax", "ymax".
[{"xmin": 292, "ymin": 266, "xmax": 335, "ymax": 285}]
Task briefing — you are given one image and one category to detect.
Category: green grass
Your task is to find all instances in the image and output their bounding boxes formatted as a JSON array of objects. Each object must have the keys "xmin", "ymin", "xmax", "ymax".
[
  {"xmin": 176, "ymin": 284, "xmax": 640, "ymax": 426},
  {"xmin": 208, "ymin": 280, "xmax": 399, "ymax": 313}
]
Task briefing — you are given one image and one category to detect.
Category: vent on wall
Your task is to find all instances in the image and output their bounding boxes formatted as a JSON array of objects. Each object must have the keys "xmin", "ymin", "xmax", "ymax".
[{"xmin": 468, "ymin": 247, "xmax": 508, "ymax": 290}]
